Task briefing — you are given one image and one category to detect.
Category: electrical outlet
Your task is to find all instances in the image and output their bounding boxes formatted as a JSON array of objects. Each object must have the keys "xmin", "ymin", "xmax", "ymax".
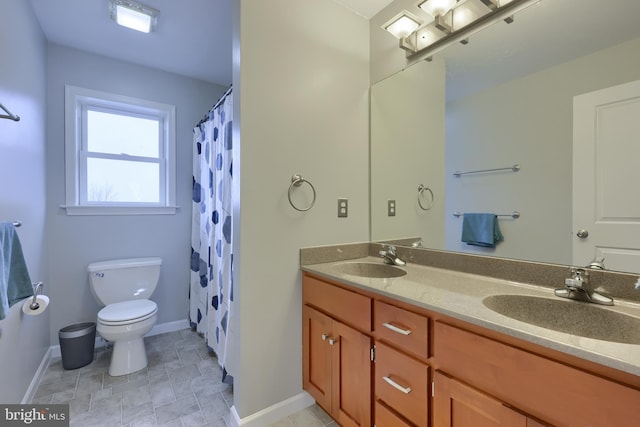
[
  {"xmin": 388, "ymin": 200, "xmax": 396, "ymax": 216},
  {"xmin": 338, "ymin": 198, "xmax": 348, "ymax": 218}
]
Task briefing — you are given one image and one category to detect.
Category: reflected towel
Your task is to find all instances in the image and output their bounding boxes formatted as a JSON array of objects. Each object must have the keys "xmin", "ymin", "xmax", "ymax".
[
  {"xmin": 461, "ymin": 213, "xmax": 504, "ymax": 248},
  {"xmin": 0, "ymin": 222, "xmax": 33, "ymax": 320}
]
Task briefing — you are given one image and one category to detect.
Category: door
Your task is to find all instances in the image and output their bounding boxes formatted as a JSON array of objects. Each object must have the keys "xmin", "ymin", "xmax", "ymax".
[
  {"xmin": 302, "ymin": 305, "xmax": 332, "ymax": 412},
  {"xmin": 573, "ymin": 79, "xmax": 640, "ymax": 272},
  {"xmin": 332, "ymin": 321, "xmax": 372, "ymax": 427},
  {"xmin": 302, "ymin": 305, "xmax": 372, "ymax": 427}
]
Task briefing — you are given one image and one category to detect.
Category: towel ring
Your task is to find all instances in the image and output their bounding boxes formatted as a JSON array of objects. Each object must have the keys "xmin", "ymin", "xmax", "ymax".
[
  {"xmin": 288, "ymin": 174, "xmax": 316, "ymax": 212},
  {"xmin": 417, "ymin": 185, "xmax": 434, "ymax": 211}
]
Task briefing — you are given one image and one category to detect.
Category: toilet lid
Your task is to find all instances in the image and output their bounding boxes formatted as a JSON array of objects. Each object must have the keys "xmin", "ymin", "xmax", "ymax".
[{"xmin": 98, "ymin": 299, "xmax": 157, "ymax": 323}]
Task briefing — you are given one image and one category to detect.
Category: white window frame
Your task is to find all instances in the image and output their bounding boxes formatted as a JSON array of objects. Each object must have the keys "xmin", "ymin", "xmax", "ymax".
[{"xmin": 64, "ymin": 85, "xmax": 177, "ymax": 215}]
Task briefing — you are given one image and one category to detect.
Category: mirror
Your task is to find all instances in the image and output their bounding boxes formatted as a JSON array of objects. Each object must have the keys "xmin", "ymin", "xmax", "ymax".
[{"xmin": 370, "ymin": 0, "xmax": 640, "ymax": 274}]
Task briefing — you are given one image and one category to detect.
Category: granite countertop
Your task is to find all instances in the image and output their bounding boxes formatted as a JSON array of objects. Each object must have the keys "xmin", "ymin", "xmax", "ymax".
[{"xmin": 302, "ymin": 256, "xmax": 640, "ymax": 377}]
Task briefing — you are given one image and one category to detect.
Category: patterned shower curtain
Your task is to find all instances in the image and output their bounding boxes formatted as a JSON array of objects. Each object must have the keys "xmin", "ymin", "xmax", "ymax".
[{"xmin": 190, "ymin": 87, "xmax": 234, "ymax": 382}]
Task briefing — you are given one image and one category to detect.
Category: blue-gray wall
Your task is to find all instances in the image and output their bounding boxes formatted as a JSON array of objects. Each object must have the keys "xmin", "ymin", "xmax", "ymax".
[
  {"xmin": 45, "ymin": 44, "xmax": 227, "ymax": 344},
  {"xmin": 0, "ymin": 0, "xmax": 50, "ymax": 403}
]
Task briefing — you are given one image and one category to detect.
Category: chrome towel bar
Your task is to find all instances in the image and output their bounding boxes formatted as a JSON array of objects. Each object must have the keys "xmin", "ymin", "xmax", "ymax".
[
  {"xmin": 453, "ymin": 164, "xmax": 520, "ymax": 177},
  {"xmin": 453, "ymin": 211, "xmax": 520, "ymax": 219}
]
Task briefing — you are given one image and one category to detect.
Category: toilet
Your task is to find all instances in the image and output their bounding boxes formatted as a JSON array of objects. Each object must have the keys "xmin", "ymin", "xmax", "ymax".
[{"xmin": 87, "ymin": 257, "xmax": 161, "ymax": 376}]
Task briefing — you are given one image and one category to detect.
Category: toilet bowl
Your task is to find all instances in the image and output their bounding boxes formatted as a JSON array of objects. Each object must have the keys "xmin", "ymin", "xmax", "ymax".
[
  {"xmin": 97, "ymin": 299, "xmax": 158, "ymax": 376},
  {"xmin": 88, "ymin": 257, "xmax": 162, "ymax": 376}
]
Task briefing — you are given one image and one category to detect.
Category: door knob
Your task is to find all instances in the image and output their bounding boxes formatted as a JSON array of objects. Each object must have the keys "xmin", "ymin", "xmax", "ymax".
[{"xmin": 577, "ymin": 229, "xmax": 589, "ymax": 238}]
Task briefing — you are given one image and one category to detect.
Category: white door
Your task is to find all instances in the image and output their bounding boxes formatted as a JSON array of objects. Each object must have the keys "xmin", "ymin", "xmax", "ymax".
[{"xmin": 573, "ymin": 79, "xmax": 640, "ymax": 273}]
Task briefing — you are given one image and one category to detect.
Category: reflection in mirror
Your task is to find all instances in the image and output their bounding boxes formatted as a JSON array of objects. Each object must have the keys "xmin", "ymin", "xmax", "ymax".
[{"xmin": 370, "ymin": 0, "xmax": 640, "ymax": 274}]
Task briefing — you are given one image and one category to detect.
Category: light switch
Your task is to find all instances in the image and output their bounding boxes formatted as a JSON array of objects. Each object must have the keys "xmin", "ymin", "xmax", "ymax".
[{"xmin": 388, "ymin": 200, "xmax": 396, "ymax": 216}]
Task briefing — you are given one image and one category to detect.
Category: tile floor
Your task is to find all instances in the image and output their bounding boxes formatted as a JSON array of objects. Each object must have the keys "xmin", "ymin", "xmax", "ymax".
[{"xmin": 31, "ymin": 328, "xmax": 335, "ymax": 427}]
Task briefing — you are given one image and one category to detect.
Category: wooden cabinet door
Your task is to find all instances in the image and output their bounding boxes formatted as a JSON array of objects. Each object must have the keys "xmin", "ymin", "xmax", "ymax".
[
  {"xmin": 433, "ymin": 371, "xmax": 530, "ymax": 427},
  {"xmin": 303, "ymin": 305, "xmax": 372, "ymax": 427},
  {"xmin": 303, "ymin": 305, "xmax": 332, "ymax": 412},
  {"xmin": 332, "ymin": 320, "xmax": 372, "ymax": 427}
]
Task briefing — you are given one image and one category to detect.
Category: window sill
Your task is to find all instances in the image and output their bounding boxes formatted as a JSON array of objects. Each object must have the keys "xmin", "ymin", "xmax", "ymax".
[{"xmin": 61, "ymin": 205, "xmax": 179, "ymax": 216}]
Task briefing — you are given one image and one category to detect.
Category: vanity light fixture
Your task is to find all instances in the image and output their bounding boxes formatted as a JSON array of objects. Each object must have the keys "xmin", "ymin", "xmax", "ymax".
[
  {"xmin": 418, "ymin": 0, "xmax": 457, "ymax": 17},
  {"xmin": 109, "ymin": 0, "xmax": 159, "ymax": 33},
  {"xmin": 388, "ymin": 0, "xmax": 540, "ymax": 60},
  {"xmin": 383, "ymin": 11, "xmax": 422, "ymax": 39}
]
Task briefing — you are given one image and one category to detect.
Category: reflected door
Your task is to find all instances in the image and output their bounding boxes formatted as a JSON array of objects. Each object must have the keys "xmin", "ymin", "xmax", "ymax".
[{"xmin": 573, "ymin": 79, "xmax": 640, "ymax": 272}]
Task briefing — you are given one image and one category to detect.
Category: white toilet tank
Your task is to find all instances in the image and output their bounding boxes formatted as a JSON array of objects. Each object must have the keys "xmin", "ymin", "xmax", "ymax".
[{"xmin": 88, "ymin": 257, "xmax": 162, "ymax": 306}]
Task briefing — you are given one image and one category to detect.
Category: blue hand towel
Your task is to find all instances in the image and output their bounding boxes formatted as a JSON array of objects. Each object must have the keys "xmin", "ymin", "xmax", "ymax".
[
  {"xmin": 0, "ymin": 222, "xmax": 33, "ymax": 320},
  {"xmin": 461, "ymin": 213, "xmax": 504, "ymax": 248}
]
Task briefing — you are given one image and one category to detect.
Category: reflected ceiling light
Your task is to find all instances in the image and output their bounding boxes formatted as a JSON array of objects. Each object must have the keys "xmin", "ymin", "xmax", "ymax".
[
  {"xmin": 398, "ymin": 0, "xmax": 540, "ymax": 60},
  {"xmin": 418, "ymin": 0, "xmax": 457, "ymax": 17},
  {"xmin": 109, "ymin": 0, "xmax": 159, "ymax": 33},
  {"xmin": 383, "ymin": 12, "xmax": 422, "ymax": 39}
]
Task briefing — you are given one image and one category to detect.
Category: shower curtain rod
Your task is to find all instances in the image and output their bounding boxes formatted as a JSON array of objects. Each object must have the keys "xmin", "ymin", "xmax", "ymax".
[{"xmin": 197, "ymin": 85, "xmax": 233, "ymax": 127}]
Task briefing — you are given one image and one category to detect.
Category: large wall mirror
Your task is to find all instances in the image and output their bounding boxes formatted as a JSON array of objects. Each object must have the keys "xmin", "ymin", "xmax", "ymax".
[{"xmin": 370, "ymin": 0, "xmax": 640, "ymax": 274}]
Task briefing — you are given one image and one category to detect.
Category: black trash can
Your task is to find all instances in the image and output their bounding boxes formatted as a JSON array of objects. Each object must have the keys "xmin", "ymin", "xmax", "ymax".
[{"xmin": 59, "ymin": 322, "xmax": 96, "ymax": 370}]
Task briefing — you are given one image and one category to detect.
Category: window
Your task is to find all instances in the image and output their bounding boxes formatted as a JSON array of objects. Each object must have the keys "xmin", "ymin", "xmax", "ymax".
[{"xmin": 64, "ymin": 86, "xmax": 177, "ymax": 215}]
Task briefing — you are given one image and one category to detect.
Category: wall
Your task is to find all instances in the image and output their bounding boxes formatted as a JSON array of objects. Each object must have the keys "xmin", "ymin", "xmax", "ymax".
[
  {"xmin": 0, "ymin": 0, "xmax": 50, "ymax": 403},
  {"xmin": 445, "ymin": 37, "xmax": 640, "ymax": 264},
  {"xmin": 232, "ymin": 0, "xmax": 370, "ymax": 420},
  {"xmin": 46, "ymin": 44, "xmax": 227, "ymax": 343}
]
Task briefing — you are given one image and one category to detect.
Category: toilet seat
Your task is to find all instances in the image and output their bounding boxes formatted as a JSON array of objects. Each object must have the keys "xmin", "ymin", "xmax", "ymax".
[{"xmin": 98, "ymin": 299, "xmax": 158, "ymax": 326}]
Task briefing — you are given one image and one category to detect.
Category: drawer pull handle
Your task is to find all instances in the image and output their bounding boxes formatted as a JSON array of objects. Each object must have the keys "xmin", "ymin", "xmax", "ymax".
[
  {"xmin": 329, "ymin": 338, "xmax": 337, "ymax": 346},
  {"xmin": 383, "ymin": 376, "xmax": 412, "ymax": 394},
  {"xmin": 321, "ymin": 334, "xmax": 329, "ymax": 341},
  {"xmin": 383, "ymin": 322, "xmax": 412, "ymax": 336}
]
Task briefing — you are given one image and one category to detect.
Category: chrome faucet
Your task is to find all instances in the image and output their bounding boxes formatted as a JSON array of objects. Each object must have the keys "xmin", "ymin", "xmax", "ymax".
[
  {"xmin": 554, "ymin": 267, "xmax": 613, "ymax": 306},
  {"xmin": 379, "ymin": 245, "xmax": 406, "ymax": 266},
  {"xmin": 411, "ymin": 239, "xmax": 424, "ymax": 248}
]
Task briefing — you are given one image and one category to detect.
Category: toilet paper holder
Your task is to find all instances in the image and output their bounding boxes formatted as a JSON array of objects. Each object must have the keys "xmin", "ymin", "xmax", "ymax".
[{"xmin": 29, "ymin": 282, "xmax": 44, "ymax": 310}]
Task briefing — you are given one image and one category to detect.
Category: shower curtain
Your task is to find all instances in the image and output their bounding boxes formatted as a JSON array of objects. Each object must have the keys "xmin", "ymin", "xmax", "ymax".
[{"xmin": 190, "ymin": 87, "xmax": 234, "ymax": 382}]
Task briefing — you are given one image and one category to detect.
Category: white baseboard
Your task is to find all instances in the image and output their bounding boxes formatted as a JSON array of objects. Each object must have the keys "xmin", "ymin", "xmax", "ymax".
[
  {"xmin": 147, "ymin": 318, "xmax": 190, "ymax": 337},
  {"xmin": 229, "ymin": 392, "xmax": 315, "ymax": 427},
  {"xmin": 22, "ymin": 347, "xmax": 53, "ymax": 404},
  {"xmin": 49, "ymin": 318, "xmax": 190, "ymax": 359}
]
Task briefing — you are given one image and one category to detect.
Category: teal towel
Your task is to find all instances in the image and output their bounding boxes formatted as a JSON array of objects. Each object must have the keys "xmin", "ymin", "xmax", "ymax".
[
  {"xmin": 461, "ymin": 213, "xmax": 504, "ymax": 248},
  {"xmin": 0, "ymin": 222, "xmax": 33, "ymax": 320}
]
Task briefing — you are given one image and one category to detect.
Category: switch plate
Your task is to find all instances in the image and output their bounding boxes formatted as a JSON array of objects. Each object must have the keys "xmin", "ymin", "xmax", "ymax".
[
  {"xmin": 338, "ymin": 198, "xmax": 348, "ymax": 218},
  {"xmin": 388, "ymin": 200, "xmax": 396, "ymax": 216}
]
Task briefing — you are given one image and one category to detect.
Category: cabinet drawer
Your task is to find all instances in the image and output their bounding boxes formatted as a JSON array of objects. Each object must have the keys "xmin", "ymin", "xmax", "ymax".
[
  {"xmin": 435, "ymin": 321, "xmax": 640, "ymax": 427},
  {"xmin": 375, "ymin": 400, "xmax": 413, "ymax": 427},
  {"xmin": 375, "ymin": 341, "xmax": 428, "ymax": 427},
  {"xmin": 303, "ymin": 275, "xmax": 371, "ymax": 332},
  {"xmin": 374, "ymin": 300, "xmax": 429, "ymax": 360}
]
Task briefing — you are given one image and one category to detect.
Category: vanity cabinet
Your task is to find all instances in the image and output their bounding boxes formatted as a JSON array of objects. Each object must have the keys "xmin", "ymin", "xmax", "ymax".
[
  {"xmin": 302, "ymin": 271, "xmax": 640, "ymax": 427},
  {"xmin": 434, "ymin": 321, "xmax": 640, "ymax": 427},
  {"xmin": 302, "ymin": 276, "xmax": 372, "ymax": 427},
  {"xmin": 433, "ymin": 371, "xmax": 549, "ymax": 427}
]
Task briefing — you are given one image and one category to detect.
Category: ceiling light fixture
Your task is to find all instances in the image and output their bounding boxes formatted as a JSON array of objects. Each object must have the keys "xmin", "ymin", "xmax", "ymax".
[
  {"xmin": 386, "ymin": 0, "xmax": 540, "ymax": 60},
  {"xmin": 109, "ymin": 0, "xmax": 159, "ymax": 33},
  {"xmin": 383, "ymin": 12, "xmax": 422, "ymax": 39}
]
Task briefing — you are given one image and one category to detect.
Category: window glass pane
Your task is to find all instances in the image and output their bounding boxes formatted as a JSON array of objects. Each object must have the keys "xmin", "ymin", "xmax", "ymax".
[
  {"xmin": 87, "ymin": 158, "xmax": 160, "ymax": 203},
  {"xmin": 87, "ymin": 110, "xmax": 159, "ymax": 157}
]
